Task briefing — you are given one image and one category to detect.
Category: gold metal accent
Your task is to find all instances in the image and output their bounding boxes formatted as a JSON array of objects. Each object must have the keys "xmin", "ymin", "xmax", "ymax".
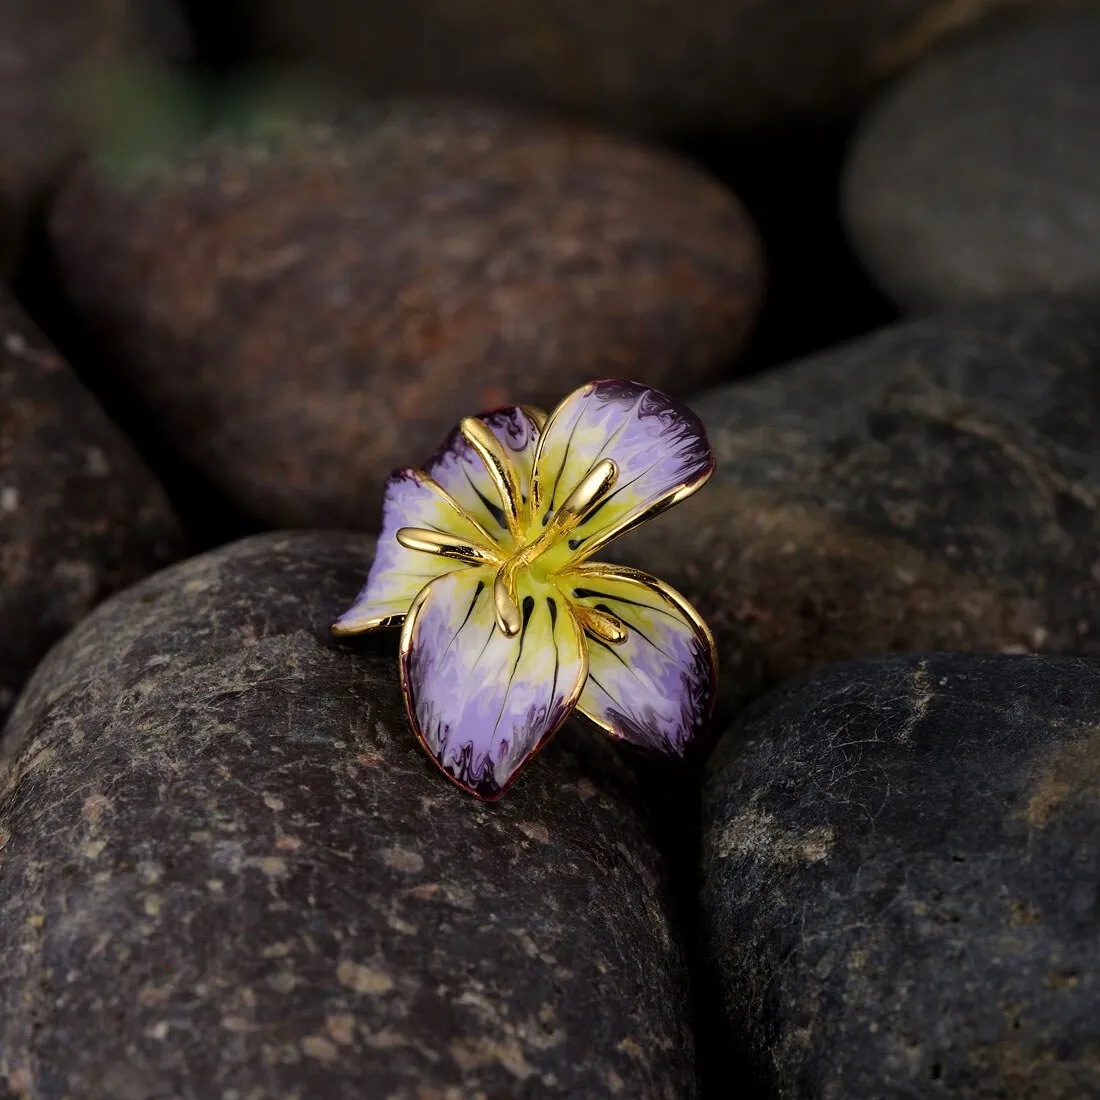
[
  {"xmin": 529, "ymin": 382, "xmax": 596, "ymax": 516},
  {"xmin": 520, "ymin": 405, "xmax": 548, "ymax": 432},
  {"xmin": 492, "ymin": 568, "xmax": 523, "ymax": 637},
  {"xmin": 460, "ymin": 417, "xmax": 523, "ymax": 539},
  {"xmin": 575, "ymin": 705, "xmax": 621, "ymax": 739},
  {"xmin": 574, "ymin": 604, "xmax": 628, "ymax": 645},
  {"xmin": 331, "ymin": 611, "xmax": 406, "ymax": 636},
  {"xmin": 403, "ymin": 466, "xmax": 500, "ymax": 549},
  {"xmin": 555, "ymin": 458, "xmax": 618, "ymax": 527},
  {"xmin": 491, "ymin": 457, "xmax": 618, "ymax": 635},
  {"xmin": 564, "ymin": 462, "xmax": 715, "ymax": 564},
  {"xmin": 396, "ymin": 527, "xmax": 503, "ymax": 566},
  {"xmin": 571, "ymin": 560, "xmax": 718, "ymax": 674}
]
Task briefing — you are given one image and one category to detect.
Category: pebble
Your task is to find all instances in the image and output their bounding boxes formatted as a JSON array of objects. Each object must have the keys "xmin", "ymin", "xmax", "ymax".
[
  {"xmin": 844, "ymin": 9, "xmax": 1100, "ymax": 310},
  {"xmin": 49, "ymin": 98, "xmax": 762, "ymax": 530},
  {"xmin": 0, "ymin": 291, "xmax": 181, "ymax": 723},
  {"xmin": 0, "ymin": 531, "xmax": 696, "ymax": 1098},
  {"xmin": 702, "ymin": 651, "xmax": 1100, "ymax": 1098},
  {"xmin": 612, "ymin": 298, "xmax": 1100, "ymax": 722}
]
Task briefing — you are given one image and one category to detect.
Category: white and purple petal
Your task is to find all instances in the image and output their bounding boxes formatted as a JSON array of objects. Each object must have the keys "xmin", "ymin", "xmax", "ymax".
[
  {"xmin": 567, "ymin": 563, "xmax": 715, "ymax": 756},
  {"xmin": 424, "ymin": 406, "xmax": 543, "ymax": 547},
  {"xmin": 531, "ymin": 380, "xmax": 714, "ymax": 563},
  {"xmin": 333, "ymin": 468, "xmax": 495, "ymax": 635},
  {"xmin": 400, "ymin": 568, "xmax": 587, "ymax": 798}
]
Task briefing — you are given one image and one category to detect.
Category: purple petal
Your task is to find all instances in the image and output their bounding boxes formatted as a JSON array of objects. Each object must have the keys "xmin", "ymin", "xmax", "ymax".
[
  {"xmin": 425, "ymin": 406, "xmax": 543, "ymax": 548},
  {"xmin": 531, "ymin": 380, "xmax": 714, "ymax": 562},
  {"xmin": 400, "ymin": 568, "xmax": 588, "ymax": 798},
  {"xmin": 333, "ymin": 468, "xmax": 495, "ymax": 635},
  {"xmin": 567, "ymin": 563, "xmax": 715, "ymax": 756}
]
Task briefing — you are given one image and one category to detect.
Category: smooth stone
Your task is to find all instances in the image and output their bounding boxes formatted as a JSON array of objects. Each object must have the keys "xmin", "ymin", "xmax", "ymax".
[
  {"xmin": 49, "ymin": 98, "xmax": 762, "ymax": 531},
  {"xmin": 0, "ymin": 0, "xmax": 169, "ymax": 273},
  {"xmin": 245, "ymin": 0, "xmax": 1077, "ymax": 135},
  {"xmin": 702, "ymin": 651, "xmax": 1100, "ymax": 1098},
  {"xmin": 610, "ymin": 298, "xmax": 1100, "ymax": 722},
  {"xmin": 844, "ymin": 9, "xmax": 1100, "ymax": 310},
  {"xmin": 0, "ymin": 291, "xmax": 181, "ymax": 723},
  {"xmin": 0, "ymin": 532, "xmax": 696, "ymax": 1099}
]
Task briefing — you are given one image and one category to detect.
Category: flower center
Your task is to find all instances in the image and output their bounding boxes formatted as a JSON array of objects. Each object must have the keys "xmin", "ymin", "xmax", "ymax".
[
  {"xmin": 491, "ymin": 457, "xmax": 618, "ymax": 636},
  {"xmin": 395, "ymin": 418, "xmax": 624, "ymax": 642}
]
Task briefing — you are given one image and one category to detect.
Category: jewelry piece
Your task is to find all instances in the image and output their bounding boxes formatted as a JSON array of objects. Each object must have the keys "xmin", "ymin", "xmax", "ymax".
[{"xmin": 333, "ymin": 380, "xmax": 718, "ymax": 800}]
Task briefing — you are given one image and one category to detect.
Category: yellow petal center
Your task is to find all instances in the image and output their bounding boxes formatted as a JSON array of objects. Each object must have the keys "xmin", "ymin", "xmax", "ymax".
[{"xmin": 397, "ymin": 420, "xmax": 628, "ymax": 642}]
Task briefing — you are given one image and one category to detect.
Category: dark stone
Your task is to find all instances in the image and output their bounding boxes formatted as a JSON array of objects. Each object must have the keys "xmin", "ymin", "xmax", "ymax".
[
  {"xmin": 844, "ymin": 8, "xmax": 1100, "ymax": 310},
  {"xmin": 48, "ymin": 98, "xmax": 762, "ymax": 532},
  {"xmin": 0, "ymin": 291, "xmax": 181, "ymax": 723},
  {"xmin": 610, "ymin": 298, "xmax": 1100, "ymax": 722},
  {"xmin": 701, "ymin": 651, "xmax": 1100, "ymax": 1098},
  {"xmin": 0, "ymin": 532, "xmax": 696, "ymax": 1098},
  {"xmin": 0, "ymin": 0, "xmax": 176, "ymax": 273},
  {"xmin": 244, "ymin": 0, "xmax": 1083, "ymax": 136}
]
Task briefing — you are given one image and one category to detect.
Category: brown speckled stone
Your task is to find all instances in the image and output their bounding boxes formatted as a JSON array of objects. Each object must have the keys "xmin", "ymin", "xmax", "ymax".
[
  {"xmin": 0, "ymin": 291, "xmax": 181, "ymax": 723},
  {"xmin": 48, "ymin": 99, "xmax": 762, "ymax": 531},
  {"xmin": 702, "ymin": 652, "xmax": 1100, "ymax": 1098},
  {"xmin": 611, "ymin": 298, "xmax": 1100, "ymax": 723},
  {"xmin": 0, "ymin": 532, "xmax": 696, "ymax": 1099},
  {"xmin": 246, "ymin": 0, "xmax": 1092, "ymax": 135}
]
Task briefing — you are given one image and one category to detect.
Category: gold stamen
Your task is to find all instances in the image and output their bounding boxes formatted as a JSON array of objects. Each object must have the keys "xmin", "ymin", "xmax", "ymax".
[
  {"xmin": 396, "ymin": 527, "xmax": 503, "ymax": 566},
  {"xmin": 575, "ymin": 605, "xmax": 628, "ymax": 645},
  {"xmin": 460, "ymin": 417, "xmax": 523, "ymax": 538},
  {"xmin": 493, "ymin": 565, "xmax": 523, "ymax": 637},
  {"xmin": 552, "ymin": 458, "xmax": 618, "ymax": 529},
  {"xmin": 487, "ymin": 458, "xmax": 620, "ymax": 638}
]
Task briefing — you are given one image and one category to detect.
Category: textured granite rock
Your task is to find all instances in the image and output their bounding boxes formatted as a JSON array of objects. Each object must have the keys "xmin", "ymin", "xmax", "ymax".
[
  {"xmin": 0, "ymin": 291, "xmax": 181, "ymax": 724},
  {"xmin": 702, "ymin": 651, "xmax": 1100, "ymax": 1098},
  {"xmin": 610, "ymin": 298, "xmax": 1100, "ymax": 722},
  {"xmin": 0, "ymin": 532, "xmax": 696, "ymax": 1099},
  {"xmin": 844, "ymin": 9, "xmax": 1100, "ymax": 310},
  {"xmin": 49, "ymin": 98, "xmax": 762, "ymax": 531},
  {"xmin": 245, "ymin": 0, "xmax": 1088, "ymax": 135}
]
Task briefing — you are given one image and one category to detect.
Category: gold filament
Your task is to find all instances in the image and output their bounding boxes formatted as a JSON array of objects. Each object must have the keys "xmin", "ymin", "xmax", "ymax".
[{"xmin": 460, "ymin": 417, "xmax": 523, "ymax": 539}]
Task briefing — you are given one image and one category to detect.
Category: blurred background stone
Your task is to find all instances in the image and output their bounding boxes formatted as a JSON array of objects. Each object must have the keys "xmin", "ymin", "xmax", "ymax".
[
  {"xmin": 0, "ymin": 0, "xmax": 189, "ymax": 276},
  {"xmin": 0, "ymin": 532, "xmax": 697, "ymax": 1099},
  {"xmin": 0, "ymin": 291, "xmax": 181, "ymax": 724},
  {"xmin": 611, "ymin": 298, "xmax": 1100, "ymax": 724},
  {"xmin": 223, "ymin": 0, "xmax": 1094, "ymax": 138},
  {"xmin": 844, "ymin": 8, "xmax": 1100, "ymax": 311},
  {"xmin": 703, "ymin": 651, "xmax": 1100, "ymax": 1098},
  {"xmin": 48, "ymin": 97, "xmax": 763, "ymax": 533}
]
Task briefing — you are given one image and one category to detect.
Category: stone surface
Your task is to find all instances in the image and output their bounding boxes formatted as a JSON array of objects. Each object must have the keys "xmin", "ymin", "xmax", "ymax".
[
  {"xmin": 844, "ymin": 8, "xmax": 1100, "ymax": 310},
  {"xmin": 0, "ymin": 532, "xmax": 696, "ymax": 1099},
  {"xmin": 245, "ymin": 0, "xmax": 1092, "ymax": 136},
  {"xmin": 0, "ymin": 0, "xmax": 177, "ymax": 273},
  {"xmin": 49, "ymin": 98, "xmax": 762, "ymax": 532},
  {"xmin": 0, "ymin": 291, "xmax": 181, "ymax": 723},
  {"xmin": 610, "ymin": 298, "xmax": 1100, "ymax": 723},
  {"xmin": 702, "ymin": 651, "xmax": 1100, "ymax": 1098}
]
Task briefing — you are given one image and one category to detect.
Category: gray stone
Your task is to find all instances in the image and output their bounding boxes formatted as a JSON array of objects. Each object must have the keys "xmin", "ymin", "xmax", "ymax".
[
  {"xmin": 610, "ymin": 298, "xmax": 1100, "ymax": 724},
  {"xmin": 0, "ymin": 532, "xmax": 696, "ymax": 1099},
  {"xmin": 702, "ymin": 651, "xmax": 1100, "ymax": 1098},
  {"xmin": 844, "ymin": 8, "xmax": 1100, "ymax": 310},
  {"xmin": 245, "ymin": 0, "xmax": 1092, "ymax": 136},
  {"xmin": 0, "ymin": 291, "xmax": 181, "ymax": 724}
]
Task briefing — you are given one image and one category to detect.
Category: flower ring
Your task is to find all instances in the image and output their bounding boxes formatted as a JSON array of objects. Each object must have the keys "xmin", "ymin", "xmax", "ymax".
[{"xmin": 333, "ymin": 380, "xmax": 718, "ymax": 800}]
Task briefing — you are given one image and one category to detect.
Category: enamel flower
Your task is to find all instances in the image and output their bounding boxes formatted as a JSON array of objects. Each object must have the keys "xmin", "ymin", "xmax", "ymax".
[{"xmin": 333, "ymin": 379, "xmax": 717, "ymax": 799}]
